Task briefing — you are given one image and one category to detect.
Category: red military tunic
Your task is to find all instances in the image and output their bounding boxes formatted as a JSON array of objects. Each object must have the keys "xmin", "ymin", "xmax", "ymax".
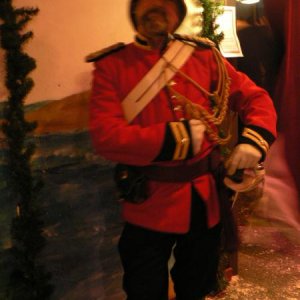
[{"xmin": 89, "ymin": 37, "xmax": 277, "ymax": 233}]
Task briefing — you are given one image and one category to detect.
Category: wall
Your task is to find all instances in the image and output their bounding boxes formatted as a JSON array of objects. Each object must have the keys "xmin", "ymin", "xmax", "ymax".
[
  {"xmin": 0, "ymin": 0, "xmax": 134, "ymax": 104},
  {"xmin": 0, "ymin": 0, "xmax": 206, "ymax": 104}
]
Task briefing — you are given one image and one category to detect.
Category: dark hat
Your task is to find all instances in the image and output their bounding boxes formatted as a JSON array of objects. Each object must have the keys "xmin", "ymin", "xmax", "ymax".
[{"xmin": 129, "ymin": 0, "xmax": 187, "ymax": 31}]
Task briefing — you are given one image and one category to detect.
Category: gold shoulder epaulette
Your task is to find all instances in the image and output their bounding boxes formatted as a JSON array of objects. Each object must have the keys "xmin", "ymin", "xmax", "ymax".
[
  {"xmin": 173, "ymin": 33, "xmax": 216, "ymax": 48},
  {"xmin": 85, "ymin": 42, "xmax": 126, "ymax": 63}
]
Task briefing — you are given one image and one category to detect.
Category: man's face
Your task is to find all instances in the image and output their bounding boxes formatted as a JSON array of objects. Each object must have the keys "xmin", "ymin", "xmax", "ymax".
[{"xmin": 134, "ymin": 0, "xmax": 180, "ymax": 38}]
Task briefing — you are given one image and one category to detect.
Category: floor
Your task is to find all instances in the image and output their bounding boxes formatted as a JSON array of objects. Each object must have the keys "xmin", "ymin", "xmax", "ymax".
[
  {"xmin": 208, "ymin": 219, "xmax": 300, "ymax": 300},
  {"xmin": 205, "ymin": 186, "xmax": 300, "ymax": 300},
  {"xmin": 169, "ymin": 186, "xmax": 300, "ymax": 300}
]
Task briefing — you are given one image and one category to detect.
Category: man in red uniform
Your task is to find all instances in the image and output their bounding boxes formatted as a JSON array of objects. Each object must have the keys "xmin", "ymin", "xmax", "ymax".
[{"xmin": 89, "ymin": 0, "xmax": 277, "ymax": 299}]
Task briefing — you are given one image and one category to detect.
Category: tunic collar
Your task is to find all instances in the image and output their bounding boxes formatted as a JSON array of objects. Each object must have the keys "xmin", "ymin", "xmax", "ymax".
[{"xmin": 134, "ymin": 34, "xmax": 173, "ymax": 52}]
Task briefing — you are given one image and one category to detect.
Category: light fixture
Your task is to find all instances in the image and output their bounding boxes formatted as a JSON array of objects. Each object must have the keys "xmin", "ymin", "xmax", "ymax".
[{"xmin": 237, "ymin": 0, "xmax": 260, "ymax": 4}]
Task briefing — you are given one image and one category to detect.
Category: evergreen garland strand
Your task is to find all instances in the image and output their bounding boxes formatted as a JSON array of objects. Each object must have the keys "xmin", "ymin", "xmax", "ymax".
[
  {"xmin": 195, "ymin": 0, "xmax": 233, "ymax": 296},
  {"xmin": 197, "ymin": 0, "xmax": 224, "ymax": 46},
  {"xmin": 0, "ymin": 1, "xmax": 53, "ymax": 299}
]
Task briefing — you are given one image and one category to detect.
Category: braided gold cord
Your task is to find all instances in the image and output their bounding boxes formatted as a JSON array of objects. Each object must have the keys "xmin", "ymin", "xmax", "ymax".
[{"xmin": 164, "ymin": 46, "xmax": 232, "ymax": 145}]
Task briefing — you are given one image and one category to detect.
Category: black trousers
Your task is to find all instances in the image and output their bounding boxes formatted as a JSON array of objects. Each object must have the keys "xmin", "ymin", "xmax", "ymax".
[{"xmin": 118, "ymin": 188, "xmax": 222, "ymax": 300}]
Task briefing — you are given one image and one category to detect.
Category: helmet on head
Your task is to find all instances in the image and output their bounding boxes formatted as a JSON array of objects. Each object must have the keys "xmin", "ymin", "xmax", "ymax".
[{"xmin": 129, "ymin": 0, "xmax": 187, "ymax": 31}]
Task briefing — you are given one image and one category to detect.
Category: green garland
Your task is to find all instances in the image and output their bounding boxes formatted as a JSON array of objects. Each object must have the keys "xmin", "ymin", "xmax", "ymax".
[
  {"xmin": 0, "ymin": 1, "xmax": 53, "ymax": 299},
  {"xmin": 195, "ymin": 0, "xmax": 235, "ymax": 296},
  {"xmin": 197, "ymin": 0, "xmax": 225, "ymax": 46}
]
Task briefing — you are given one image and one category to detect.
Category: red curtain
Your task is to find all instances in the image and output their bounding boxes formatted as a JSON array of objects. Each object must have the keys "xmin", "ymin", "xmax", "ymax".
[{"xmin": 264, "ymin": 0, "xmax": 300, "ymax": 203}]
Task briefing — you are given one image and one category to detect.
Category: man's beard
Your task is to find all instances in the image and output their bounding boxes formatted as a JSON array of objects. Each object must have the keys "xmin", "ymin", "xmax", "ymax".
[{"xmin": 141, "ymin": 7, "xmax": 169, "ymax": 38}]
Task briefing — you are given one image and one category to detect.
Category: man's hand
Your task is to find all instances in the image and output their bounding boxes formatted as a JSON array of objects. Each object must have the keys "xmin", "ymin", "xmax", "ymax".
[
  {"xmin": 189, "ymin": 119, "xmax": 206, "ymax": 155},
  {"xmin": 225, "ymin": 143, "xmax": 262, "ymax": 175}
]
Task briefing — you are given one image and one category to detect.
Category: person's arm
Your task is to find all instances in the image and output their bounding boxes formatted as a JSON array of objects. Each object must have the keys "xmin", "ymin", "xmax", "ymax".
[
  {"xmin": 89, "ymin": 58, "xmax": 199, "ymax": 166},
  {"xmin": 224, "ymin": 60, "xmax": 277, "ymax": 174}
]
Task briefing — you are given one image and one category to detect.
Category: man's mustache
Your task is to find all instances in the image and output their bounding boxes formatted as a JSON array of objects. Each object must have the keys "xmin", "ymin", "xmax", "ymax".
[{"xmin": 142, "ymin": 7, "xmax": 167, "ymax": 23}]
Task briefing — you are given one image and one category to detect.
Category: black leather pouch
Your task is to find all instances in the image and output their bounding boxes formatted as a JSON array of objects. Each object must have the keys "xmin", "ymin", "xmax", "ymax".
[{"xmin": 114, "ymin": 164, "xmax": 148, "ymax": 204}]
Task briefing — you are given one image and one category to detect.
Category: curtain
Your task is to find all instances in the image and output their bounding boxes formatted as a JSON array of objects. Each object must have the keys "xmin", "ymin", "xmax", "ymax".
[
  {"xmin": 261, "ymin": 0, "xmax": 300, "ymax": 228},
  {"xmin": 276, "ymin": 1, "xmax": 300, "ymax": 189}
]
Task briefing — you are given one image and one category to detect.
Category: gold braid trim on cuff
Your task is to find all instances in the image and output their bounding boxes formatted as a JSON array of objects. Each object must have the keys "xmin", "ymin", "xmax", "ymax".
[
  {"xmin": 242, "ymin": 127, "xmax": 270, "ymax": 154},
  {"xmin": 169, "ymin": 122, "xmax": 190, "ymax": 160}
]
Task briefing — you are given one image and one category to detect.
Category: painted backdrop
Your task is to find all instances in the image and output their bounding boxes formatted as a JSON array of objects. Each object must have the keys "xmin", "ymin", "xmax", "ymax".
[{"xmin": 0, "ymin": 1, "xmax": 133, "ymax": 299}]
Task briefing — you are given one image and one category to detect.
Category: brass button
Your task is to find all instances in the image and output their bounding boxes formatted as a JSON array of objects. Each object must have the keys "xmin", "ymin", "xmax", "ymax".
[
  {"xmin": 120, "ymin": 170, "xmax": 128, "ymax": 180},
  {"xmin": 181, "ymin": 137, "xmax": 189, "ymax": 145},
  {"xmin": 168, "ymin": 80, "xmax": 177, "ymax": 86},
  {"xmin": 173, "ymin": 105, "xmax": 182, "ymax": 111}
]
